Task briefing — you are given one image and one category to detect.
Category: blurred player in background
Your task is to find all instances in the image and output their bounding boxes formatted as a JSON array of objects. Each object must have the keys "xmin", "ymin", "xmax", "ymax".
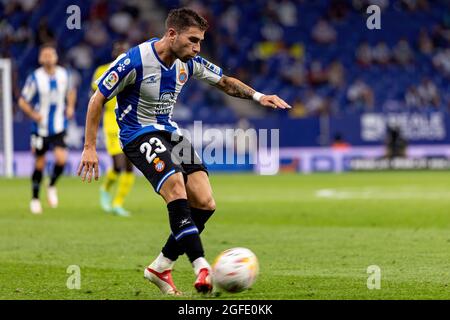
[
  {"xmin": 91, "ymin": 41, "xmax": 135, "ymax": 217},
  {"xmin": 78, "ymin": 8, "xmax": 290, "ymax": 295},
  {"xmin": 18, "ymin": 44, "xmax": 76, "ymax": 214}
]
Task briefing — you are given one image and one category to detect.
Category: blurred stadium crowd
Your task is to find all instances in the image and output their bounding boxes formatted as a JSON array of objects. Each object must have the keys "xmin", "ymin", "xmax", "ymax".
[{"xmin": 1, "ymin": 0, "xmax": 450, "ymax": 124}]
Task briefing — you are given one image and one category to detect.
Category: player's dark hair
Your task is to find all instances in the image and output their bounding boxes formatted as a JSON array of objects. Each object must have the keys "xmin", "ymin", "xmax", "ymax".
[{"xmin": 165, "ymin": 8, "xmax": 209, "ymax": 32}]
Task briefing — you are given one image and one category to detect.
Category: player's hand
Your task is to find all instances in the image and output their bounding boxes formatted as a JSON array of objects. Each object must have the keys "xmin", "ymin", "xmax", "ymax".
[
  {"xmin": 32, "ymin": 112, "xmax": 42, "ymax": 123},
  {"xmin": 77, "ymin": 147, "xmax": 99, "ymax": 183},
  {"xmin": 66, "ymin": 107, "xmax": 75, "ymax": 120},
  {"xmin": 259, "ymin": 95, "xmax": 292, "ymax": 109}
]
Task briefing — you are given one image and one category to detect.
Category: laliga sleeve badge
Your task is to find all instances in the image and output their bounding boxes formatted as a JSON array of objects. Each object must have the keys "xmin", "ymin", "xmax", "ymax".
[
  {"xmin": 103, "ymin": 71, "xmax": 119, "ymax": 90},
  {"xmin": 153, "ymin": 157, "xmax": 166, "ymax": 172}
]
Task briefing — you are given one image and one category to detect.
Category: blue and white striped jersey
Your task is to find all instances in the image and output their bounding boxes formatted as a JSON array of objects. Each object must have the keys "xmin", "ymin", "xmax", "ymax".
[
  {"xmin": 95, "ymin": 38, "xmax": 223, "ymax": 147},
  {"xmin": 21, "ymin": 66, "xmax": 73, "ymax": 137}
]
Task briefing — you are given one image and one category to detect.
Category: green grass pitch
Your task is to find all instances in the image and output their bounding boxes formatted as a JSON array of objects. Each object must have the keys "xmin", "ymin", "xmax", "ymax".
[{"xmin": 0, "ymin": 172, "xmax": 449, "ymax": 300}]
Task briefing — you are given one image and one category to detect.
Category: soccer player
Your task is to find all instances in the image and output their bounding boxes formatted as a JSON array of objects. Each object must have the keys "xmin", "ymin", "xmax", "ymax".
[
  {"xmin": 78, "ymin": 8, "xmax": 290, "ymax": 294},
  {"xmin": 91, "ymin": 41, "xmax": 135, "ymax": 217},
  {"xmin": 19, "ymin": 43, "xmax": 76, "ymax": 215}
]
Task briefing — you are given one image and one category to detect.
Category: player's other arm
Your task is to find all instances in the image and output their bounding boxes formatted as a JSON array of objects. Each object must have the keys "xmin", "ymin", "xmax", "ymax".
[
  {"xmin": 77, "ymin": 89, "xmax": 106, "ymax": 182},
  {"xmin": 78, "ymin": 51, "xmax": 136, "ymax": 182},
  {"xmin": 214, "ymin": 75, "xmax": 291, "ymax": 109},
  {"xmin": 18, "ymin": 97, "xmax": 42, "ymax": 122},
  {"xmin": 65, "ymin": 70, "xmax": 77, "ymax": 120},
  {"xmin": 66, "ymin": 88, "xmax": 77, "ymax": 120},
  {"xmin": 19, "ymin": 73, "xmax": 41, "ymax": 122}
]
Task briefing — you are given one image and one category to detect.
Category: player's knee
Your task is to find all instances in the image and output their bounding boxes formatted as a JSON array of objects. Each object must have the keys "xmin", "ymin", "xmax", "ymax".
[
  {"xmin": 160, "ymin": 174, "xmax": 187, "ymax": 202},
  {"xmin": 125, "ymin": 159, "xmax": 134, "ymax": 173},
  {"xmin": 35, "ymin": 157, "xmax": 46, "ymax": 170},
  {"xmin": 194, "ymin": 196, "xmax": 216, "ymax": 211},
  {"xmin": 113, "ymin": 164, "xmax": 122, "ymax": 173},
  {"xmin": 112, "ymin": 155, "xmax": 125, "ymax": 173},
  {"xmin": 54, "ymin": 157, "xmax": 66, "ymax": 167},
  {"xmin": 171, "ymin": 181, "xmax": 187, "ymax": 200},
  {"xmin": 205, "ymin": 197, "xmax": 216, "ymax": 211},
  {"xmin": 55, "ymin": 159, "xmax": 66, "ymax": 167}
]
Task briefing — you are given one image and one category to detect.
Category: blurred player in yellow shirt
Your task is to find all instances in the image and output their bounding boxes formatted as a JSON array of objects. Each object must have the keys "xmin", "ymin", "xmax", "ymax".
[{"xmin": 91, "ymin": 41, "xmax": 134, "ymax": 217}]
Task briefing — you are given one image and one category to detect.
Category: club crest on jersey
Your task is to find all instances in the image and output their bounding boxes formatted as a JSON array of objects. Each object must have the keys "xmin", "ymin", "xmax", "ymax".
[
  {"xmin": 179, "ymin": 68, "xmax": 188, "ymax": 84},
  {"xmin": 153, "ymin": 158, "xmax": 165, "ymax": 172},
  {"xmin": 103, "ymin": 71, "xmax": 119, "ymax": 90}
]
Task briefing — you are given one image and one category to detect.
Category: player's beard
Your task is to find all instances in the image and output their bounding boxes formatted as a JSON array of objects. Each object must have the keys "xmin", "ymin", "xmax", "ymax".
[{"xmin": 172, "ymin": 45, "xmax": 194, "ymax": 62}]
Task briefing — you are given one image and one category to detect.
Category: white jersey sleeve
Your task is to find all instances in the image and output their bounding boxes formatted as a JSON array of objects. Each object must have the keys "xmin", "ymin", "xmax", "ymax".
[
  {"xmin": 189, "ymin": 56, "xmax": 223, "ymax": 84},
  {"xmin": 21, "ymin": 73, "xmax": 37, "ymax": 103}
]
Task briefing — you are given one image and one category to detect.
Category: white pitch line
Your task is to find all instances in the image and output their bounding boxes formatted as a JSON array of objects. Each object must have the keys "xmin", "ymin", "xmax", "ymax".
[{"xmin": 315, "ymin": 188, "xmax": 450, "ymax": 200}]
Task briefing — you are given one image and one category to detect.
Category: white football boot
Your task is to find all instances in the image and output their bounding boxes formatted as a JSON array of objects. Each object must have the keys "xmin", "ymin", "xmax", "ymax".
[
  {"xmin": 47, "ymin": 186, "xmax": 58, "ymax": 208},
  {"xmin": 30, "ymin": 199, "xmax": 43, "ymax": 215},
  {"xmin": 144, "ymin": 253, "xmax": 181, "ymax": 295},
  {"xmin": 193, "ymin": 257, "xmax": 213, "ymax": 294},
  {"xmin": 144, "ymin": 267, "xmax": 181, "ymax": 296}
]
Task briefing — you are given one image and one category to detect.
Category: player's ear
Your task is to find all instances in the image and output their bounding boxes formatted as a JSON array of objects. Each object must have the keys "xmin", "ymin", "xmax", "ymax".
[{"xmin": 167, "ymin": 28, "xmax": 177, "ymax": 39}]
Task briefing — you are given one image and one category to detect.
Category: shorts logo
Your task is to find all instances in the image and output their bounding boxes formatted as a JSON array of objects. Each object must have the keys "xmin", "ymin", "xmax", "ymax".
[
  {"xmin": 179, "ymin": 68, "xmax": 187, "ymax": 84},
  {"xmin": 153, "ymin": 158, "xmax": 165, "ymax": 172},
  {"xmin": 103, "ymin": 71, "xmax": 119, "ymax": 90}
]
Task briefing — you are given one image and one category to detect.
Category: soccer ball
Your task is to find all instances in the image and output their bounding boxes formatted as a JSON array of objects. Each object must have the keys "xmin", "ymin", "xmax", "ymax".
[{"xmin": 212, "ymin": 247, "xmax": 259, "ymax": 293}]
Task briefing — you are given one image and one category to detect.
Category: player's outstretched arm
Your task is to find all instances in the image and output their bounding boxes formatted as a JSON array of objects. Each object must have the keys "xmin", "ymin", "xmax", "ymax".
[
  {"xmin": 214, "ymin": 75, "xmax": 292, "ymax": 109},
  {"xmin": 77, "ymin": 89, "xmax": 106, "ymax": 183}
]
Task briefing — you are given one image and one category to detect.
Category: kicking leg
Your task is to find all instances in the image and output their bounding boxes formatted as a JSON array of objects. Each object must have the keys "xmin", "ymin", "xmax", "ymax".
[
  {"xmin": 147, "ymin": 172, "xmax": 212, "ymax": 294},
  {"xmin": 123, "ymin": 132, "xmax": 212, "ymax": 294},
  {"xmin": 161, "ymin": 171, "xmax": 216, "ymax": 261}
]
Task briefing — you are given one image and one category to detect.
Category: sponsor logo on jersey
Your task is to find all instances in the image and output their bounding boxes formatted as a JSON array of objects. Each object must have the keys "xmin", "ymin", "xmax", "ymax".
[
  {"xmin": 179, "ymin": 68, "xmax": 188, "ymax": 84},
  {"xmin": 153, "ymin": 104, "xmax": 173, "ymax": 115},
  {"xmin": 153, "ymin": 157, "xmax": 165, "ymax": 172},
  {"xmin": 144, "ymin": 74, "xmax": 157, "ymax": 84},
  {"xmin": 103, "ymin": 71, "xmax": 119, "ymax": 90},
  {"xmin": 160, "ymin": 91, "xmax": 175, "ymax": 103},
  {"xmin": 117, "ymin": 62, "xmax": 126, "ymax": 72}
]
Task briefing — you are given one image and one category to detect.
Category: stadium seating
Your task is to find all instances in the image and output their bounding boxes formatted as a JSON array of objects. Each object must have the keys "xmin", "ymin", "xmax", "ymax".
[{"xmin": 1, "ymin": 0, "xmax": 449, "ymax": 125}]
